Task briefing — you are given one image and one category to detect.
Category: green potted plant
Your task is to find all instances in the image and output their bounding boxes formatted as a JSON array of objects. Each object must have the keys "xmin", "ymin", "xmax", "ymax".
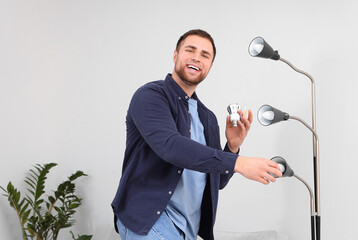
[{"xmin": 1, "ymin": 163, "xmax": 92, "ymax": 240}]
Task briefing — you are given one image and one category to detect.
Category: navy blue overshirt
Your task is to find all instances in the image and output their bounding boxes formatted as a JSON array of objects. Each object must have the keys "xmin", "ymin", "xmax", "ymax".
[{"xmin": 112, "ymin": 74, "xmax": 239, "ymax": 240}]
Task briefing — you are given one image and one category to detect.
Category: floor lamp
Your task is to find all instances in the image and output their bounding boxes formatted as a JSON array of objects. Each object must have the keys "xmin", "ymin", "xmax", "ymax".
[
  {"xmin": 249, "ymin": 37, "xmax": 321, "ymax": 240},
  {"xmin": 258, "ymin": 105, "xmax": 319, "ymax": 240}
]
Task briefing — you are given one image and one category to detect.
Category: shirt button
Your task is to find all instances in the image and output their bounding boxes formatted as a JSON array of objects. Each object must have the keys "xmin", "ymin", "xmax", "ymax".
[
  {"xmin": 178, "ymin": 170, "xmax": 182, "ymax": 174},
  {"xmin": 225, "ymin": 170, "xmax": 230, "ymax": 174},
  {"xmin": 157, "ymin": 211, "xmax": 161, "ymax": 215},
  {"xmin": 189, "ymin": 129, "xmax": 191, "ymax": 133},
  {"xmin": 169, "ymin": 191, "xmax": 172, "ymax": 195},
  {"xmin": 178, "ymin": 97, "xmax": 181, "ymax": 100},
  {"xmin": 185, "ymin": 96, "xmax": 189, "ymax": 99}
]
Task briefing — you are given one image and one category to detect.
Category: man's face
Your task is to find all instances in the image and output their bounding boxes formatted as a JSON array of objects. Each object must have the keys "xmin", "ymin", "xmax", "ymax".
[{"xmin": 173, "ymin": 35, "xmax": 214, "ymax": 87}]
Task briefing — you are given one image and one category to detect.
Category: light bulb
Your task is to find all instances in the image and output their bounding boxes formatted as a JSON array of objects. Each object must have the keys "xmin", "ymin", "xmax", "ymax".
[
  {"xmin": 249, "ymin": 37, "xmax": 265, "ymax": 56},
  {"xmin": 252, "ymin": 44, "xmax": 264, "ymax": 55},
  {"xmin": 278, "ymin": 163, "xmax": 286, "ymax": 173},
  {"xmin": 262, "ymin": 110, "xmax": 274, "ymax": 121},
  {"xmin": 227, "ymin": 103, "xmax": 241, "ymax": 127},
  {"xmin": 270, "ymin": 163, "xmax": 286, "ymax": 178}
]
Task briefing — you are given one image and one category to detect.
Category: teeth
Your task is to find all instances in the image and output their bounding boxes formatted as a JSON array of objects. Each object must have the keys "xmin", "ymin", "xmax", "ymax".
[{"xmin": 188, "ymin": 65, "xmax": 199, "ymax": 71}]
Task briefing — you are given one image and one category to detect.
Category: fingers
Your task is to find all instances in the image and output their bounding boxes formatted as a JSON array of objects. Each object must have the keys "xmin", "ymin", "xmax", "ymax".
[
  {"xmin": 228, "ymin": 109, "xmax": 253, "ymax": 131},
  {"xmin": 235, "ymin": 117, "xmax": 245, "ymax": 131},
  {"xmin": 264, "ymin": 171, "xmax": 277, "ymax": 182},
  {"xmin": 247, "ymin": 109, "xmax": 253, "ymax": 123},
  {"xmin": 256, "ymin": 160, "xmax": 282, "ymax": 184},
  {"xmin": 258, "ymin": 177, "xmax": 270, "ymax": 185},
  {"xmin": 238, "ymin": 109, "xmax": 253, "ymax": 121},
  {"xmin": 258, "ymin": 172, "xmax": 278, "ymax": 185},
  {"xmin": 269, "ymin": 167, "xmax": 282, "ymax": 178},
  {"xmin": 257, "ymin": 167, "xmax": 278, "ymax": 185},
  {"xmin": 237, "ymin": 109, "xmax": 252, "ymax": 130},
  {"xmin": 268, "ymin": 160, "xmax": 279, "ymax": 168},
  {"xmin": 226, "ymin": 115, "xmax": 231, "ymax": 127},
  {"xmin": 267, "ymin": 160, "xmax": 283, "ymax": 178}
]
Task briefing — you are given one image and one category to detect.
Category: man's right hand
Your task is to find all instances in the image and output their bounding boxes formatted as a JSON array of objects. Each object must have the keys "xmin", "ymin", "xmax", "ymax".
[{"xmin": 234, "ymin": 156, "xmax": 282, "ymax": 185}]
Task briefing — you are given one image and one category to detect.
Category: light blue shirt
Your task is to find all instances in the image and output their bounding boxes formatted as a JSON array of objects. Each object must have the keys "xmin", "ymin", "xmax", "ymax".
[{"xmin": 166, "ymin": 98, "xmax": 207, "ymax": 240}]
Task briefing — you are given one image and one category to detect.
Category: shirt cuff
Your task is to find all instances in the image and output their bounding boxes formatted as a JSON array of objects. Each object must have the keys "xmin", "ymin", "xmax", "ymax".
[{"xmin": 224, "ymin": 142, "xmax": 240, "ymax": 155}]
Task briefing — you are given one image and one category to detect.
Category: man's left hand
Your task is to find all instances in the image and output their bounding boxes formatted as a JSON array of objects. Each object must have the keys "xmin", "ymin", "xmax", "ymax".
[{"xmin": 225, "ymin": 109, "xmax": 253, "ymax": 153}]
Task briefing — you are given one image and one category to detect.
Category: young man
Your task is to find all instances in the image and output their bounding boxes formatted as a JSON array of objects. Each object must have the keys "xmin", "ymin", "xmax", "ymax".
[{"xmin": 112, "ymin": 29, "xmax": 282, "ymax": 240}]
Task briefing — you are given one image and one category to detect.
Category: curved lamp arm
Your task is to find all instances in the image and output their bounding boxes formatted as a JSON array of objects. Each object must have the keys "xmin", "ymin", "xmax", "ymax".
[
  {"xmin": 289, "ymin": 115, "xmax": 321, "ymax": 216},
  {"xmin": 279, "ymin": 58, "xmax": 315, "ymax": 84},
  {"xmin": 294, "ymin": 174, "xmax": 314, "ymax": 216},
  {"xmin": 289, "ymin": 115, "xmax": 318, "ymax": 142},
  {"xmin": 279, "ymin": 57, "xmax": 317, "ymax": 156}
]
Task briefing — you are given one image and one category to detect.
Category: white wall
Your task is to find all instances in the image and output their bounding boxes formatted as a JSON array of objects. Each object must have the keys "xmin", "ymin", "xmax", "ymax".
[{"xmin": 1, "ymin": 1, "xmax": 357, "ymax": 239}]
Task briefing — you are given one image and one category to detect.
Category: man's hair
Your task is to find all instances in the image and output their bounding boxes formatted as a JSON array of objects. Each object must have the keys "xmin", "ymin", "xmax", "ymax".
[{"xmin": 176, "ymin": 29, "xmax": 216, "ymax": 61}]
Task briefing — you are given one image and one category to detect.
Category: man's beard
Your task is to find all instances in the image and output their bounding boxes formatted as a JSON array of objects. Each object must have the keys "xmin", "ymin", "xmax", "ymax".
[{"xmin": 175, "ymin": 65, "xmax": 206, "ymax": 86}]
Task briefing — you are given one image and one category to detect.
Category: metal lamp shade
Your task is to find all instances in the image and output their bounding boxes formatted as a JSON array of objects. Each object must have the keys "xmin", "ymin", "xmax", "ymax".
[
  {"xmin": 248, "ymin": 37, "xmax": 280, "ymax": 60},
  {"xmin": 271, "ymin": 156, "xmax": 295, "ymax": 177},
  {"xmin": 258, "ymin": 104, "xmax": 289, "ymax": 126}
]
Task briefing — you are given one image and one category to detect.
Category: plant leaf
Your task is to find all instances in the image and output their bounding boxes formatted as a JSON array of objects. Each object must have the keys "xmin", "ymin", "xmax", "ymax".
[
  {"xmin": 69, "ymin": 171, "xmax": 87, "ymax": 181},
  {"xmin": 70, "ymin": 231, "xmax": 93, "ymax": 240}
]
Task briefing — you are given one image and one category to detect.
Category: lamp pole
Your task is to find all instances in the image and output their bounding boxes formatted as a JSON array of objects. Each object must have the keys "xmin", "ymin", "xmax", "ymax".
[{"xmin": 279, "ymin": 59, "xmax": 321, "ymax": 240}]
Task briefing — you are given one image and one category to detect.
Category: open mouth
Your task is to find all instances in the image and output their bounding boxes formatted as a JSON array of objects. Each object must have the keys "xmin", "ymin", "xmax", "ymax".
[{"xmin": 187, "ymin": 64, "xmax": 200, "ymax": 72}]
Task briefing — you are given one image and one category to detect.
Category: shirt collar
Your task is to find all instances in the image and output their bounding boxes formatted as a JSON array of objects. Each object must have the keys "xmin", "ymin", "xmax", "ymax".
[{"xmin": 164, "ymin": 74, "xmax": 199, "ymax": 102}]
